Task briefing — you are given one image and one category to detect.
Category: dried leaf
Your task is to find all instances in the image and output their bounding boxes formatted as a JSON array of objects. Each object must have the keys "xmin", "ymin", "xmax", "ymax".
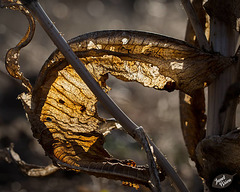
[
  {"xmin": 19, "ymin": 92, "xmax": 162, "ymax": 186},
  {"xmin": 10, "ymin": 30, "xmax": 234, "ymax": 185},
  {"xmin": 17, "ymin": 33, "xmax": 167, "ymax": 186},
  {"xmin": 3, "ymin": 0, "xmax": 35, "ymax": 92},
  {"xmin": 196, "ymin": 129, "xmax": 240, "ymax": 189},
  {"xmin": 27, "ymin": 30, "xmax": 232, "ymax": 168},
  {"xmin": 67, "ymin": 30, "xmax": 234, "ymax": 96},
  {"xmin": 204, "ymin": 0, "xmax": 240, "ymax": 31},
  {"xmin": 122, "ymin": 161, "xmax": 140, "ymax": 189},
  {"xmin": 3, "ymin": 1, "xmax": 166, "ymax": 183},
  {"xmin": 180, "ymin": 0, "xmax": 206, "ymax": 163},
  {"xmin": 8, "ymin": 144, "xmax": 59, "ymax": 177},
  {"xmin": 0, "ymin": 0, "xmax": 21, "ymax": 8},
  {"xmin": 180, "ymin": 90, "xmax": 206, "ymax": 162}
]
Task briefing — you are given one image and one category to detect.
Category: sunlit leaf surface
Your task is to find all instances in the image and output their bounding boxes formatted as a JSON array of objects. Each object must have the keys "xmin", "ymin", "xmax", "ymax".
[
  {"xmin": 67, "ymin": 30, "xmax": 233, "ymax": 95},
  {"xmin": 6, "ymin": 28, "xmax": 234, "ymax": 185},
  {"xmin": 23, "ymin": 30, "xmax": 233, "ymax": 175},
  {"xmin": 3, "ymin": 0, "xmax": 238, "ymax": 189}
]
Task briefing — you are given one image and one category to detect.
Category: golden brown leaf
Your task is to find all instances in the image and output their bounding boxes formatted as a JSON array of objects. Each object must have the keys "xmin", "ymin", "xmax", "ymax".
[
  {"xmin": 21, "ymin": 30, "xmax": 234, "ymax": 181},
  {"xmin": 13, "ymin": 30, "xmax": 234, "ymax": 186},
  {"xmin": 18, "ymin": 37, "xmax": 164, "ymax": 185},
  {"xmin": 68, "ymin": 30, "xmax": 234, "ymax": 96},
  {"xmin": 4, "ymin": 0, "xmax": 35, "ymax": 92}
]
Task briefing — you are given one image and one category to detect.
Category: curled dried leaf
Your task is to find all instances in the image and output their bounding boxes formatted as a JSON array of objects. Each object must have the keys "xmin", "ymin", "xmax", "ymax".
[
  {"xmin": 17, "ymin": 32, "xmax": 167, "ymax": 186},
  {"xmin": 3, "ymin": 0, "xmax": 35, "ymax": 92},
  {"xmin": 196, "ymin": 129, "xmax": 240, "ymax": 190},
  {"xmin": 180, "ymin": 90, "xmax": 206, "ymax": 161},
  {"xmin": 180, "ymin": 0, "xmax": 207, "ymax": 164},
  {"xmin": 204, "ymin": 0, "xmax": 240, "ymax": 32},
  {"xmin": 16, "ymin": 30, "xmax": 234, "ymax": 186},
  {"xmin": 68, "ymin": 30, "xmax": 234, "ymax": 96}
]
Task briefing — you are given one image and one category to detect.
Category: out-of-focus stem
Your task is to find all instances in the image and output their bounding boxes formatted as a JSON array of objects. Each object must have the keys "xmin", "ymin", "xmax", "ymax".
[
  {"xmin": 207, "ymin": 18, "xmax": 238, "ymax": 136},
  {"xmin": 180, "ymin": 0, "xmax": 210, "ymax": 51}
]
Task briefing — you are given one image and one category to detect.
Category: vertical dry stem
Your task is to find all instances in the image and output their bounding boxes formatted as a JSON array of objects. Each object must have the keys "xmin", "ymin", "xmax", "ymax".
[
  {"xmin": 180, "ymin": 0, "xmax": 207, "ymax": 164},
  {"xmin": 207, "ymin": 18, "xmax": 238, "ymax": 136}
]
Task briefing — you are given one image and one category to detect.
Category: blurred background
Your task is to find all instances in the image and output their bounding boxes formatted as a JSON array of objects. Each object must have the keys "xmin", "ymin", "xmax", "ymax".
[{"xmin": 0, "ymin": 0, "xmax": 203, "ymax": 191}]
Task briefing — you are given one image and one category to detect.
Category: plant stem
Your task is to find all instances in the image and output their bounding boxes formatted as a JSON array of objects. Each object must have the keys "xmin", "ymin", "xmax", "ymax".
[
  {"xmin": 207, "ymin": 18, "xmax": 238, "ymax": 136},
  {"xmin": 20, "ymin": 0, "xmax": 189, "ymax": 191},
  {"xmin": 180, "ymin": 0, "xmax": 210, "ymax": 51}
]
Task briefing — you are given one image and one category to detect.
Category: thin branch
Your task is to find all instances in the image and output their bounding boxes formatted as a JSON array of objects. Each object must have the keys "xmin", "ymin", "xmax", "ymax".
[
  {"xmin": 136, "ymin": 127, "xmax": 161, "ymax": 192},
  {"xmin": 180, "ymin": 0, "xmax": 211, "ymax": 51},
  {"xmin": 19, "ymin": 0, "xmax": 189, "ymax": 191},
  {"xmin": 0, "ymin": 144, "xmax": 59, "ymax": 176}
]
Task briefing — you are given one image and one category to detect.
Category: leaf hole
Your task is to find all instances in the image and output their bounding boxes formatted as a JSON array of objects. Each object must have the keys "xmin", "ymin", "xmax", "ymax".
[
  {"xmin": 80, "ymin": 105, "xmax": 86, "ymax": 112},
  {"xmin": 164, "ymin": 81, "xmax": 176, "ymax": 92},
  {"xmin": 46, "ymin": 117, "xmax": 52, "ymax": 122},
  {"xmin": 59, "ymin": 99, "xmax": 65, "ymax": 104}
]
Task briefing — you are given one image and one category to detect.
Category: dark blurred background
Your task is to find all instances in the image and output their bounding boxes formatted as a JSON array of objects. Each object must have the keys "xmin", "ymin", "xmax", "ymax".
[{"xmin": 0, "ymin": 0, "xmax": 203, "ymax": 191}]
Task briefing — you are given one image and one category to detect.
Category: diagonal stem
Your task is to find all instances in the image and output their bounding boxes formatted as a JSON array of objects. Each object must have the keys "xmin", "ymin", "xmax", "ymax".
[
  {"xmin": 19, "ymin": 0, "xmax": 189, "ymax": 191},
  {"xmin": 136, "ymin": 127, "xmax": 161, "ymax": 192},
  {"xmin": 180, "ymin": 0, "xmax": 210, "ymax": 51}
]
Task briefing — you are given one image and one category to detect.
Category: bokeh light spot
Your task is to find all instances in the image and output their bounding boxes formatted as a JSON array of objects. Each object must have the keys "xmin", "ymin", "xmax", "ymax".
[
  {"xmin": 87, "ymin": 0, "xmax": 105, "ymax": 18},
  {"xmin": 52, "ymin": 2, "xmax": 69, "ymax": 19},
  {"xmin": 147, "ymin": 1, "xmax": 166, "ymax": 18}
]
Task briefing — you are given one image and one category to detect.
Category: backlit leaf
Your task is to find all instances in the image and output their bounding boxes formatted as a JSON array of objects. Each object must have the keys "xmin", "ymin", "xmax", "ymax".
[
  {"xmin": 3, "ymin": 0, "xmax": 35, "ymax": 92},
  {"xmin": 18, "ymin": 31, "xmax": 171, "ymax": 185},
  {"xmin": 3, "ymin": 2, "xmax": 166, "ymax": 184},
  {"xmin": 20, "ymin": 30, "xmax": 234, "ymax": 183},
  {"xmin": 67, "ymin": 30, "xmax": 234, "ymax": 96},
  {"xmin": 6, "ymin": 27, "xmax": 234, "ymax": 186}
]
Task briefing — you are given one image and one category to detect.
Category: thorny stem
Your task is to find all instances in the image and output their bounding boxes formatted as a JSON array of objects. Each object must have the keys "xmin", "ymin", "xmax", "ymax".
[
  {"xmin": 20, "ymin": 0, "xmax": 189, "ymax": 192},
  {"xmin": 180, "ymin": 0, "xmax": 210, "ymax": 51}
]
